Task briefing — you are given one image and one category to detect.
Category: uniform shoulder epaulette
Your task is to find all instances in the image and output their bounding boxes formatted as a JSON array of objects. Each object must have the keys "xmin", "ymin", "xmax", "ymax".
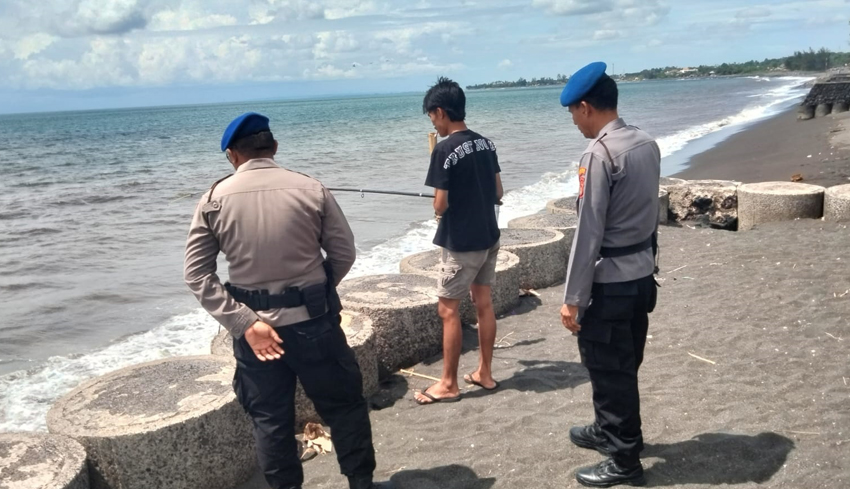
[{"xmin": 207, "ymin": 174, "xmax": 233, "ymax": 203}]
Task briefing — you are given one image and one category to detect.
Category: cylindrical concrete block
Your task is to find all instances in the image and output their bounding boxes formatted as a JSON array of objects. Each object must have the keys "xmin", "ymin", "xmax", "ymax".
[
  {"xmin": 47, "ymin": 356, "xmax": 255, "ymax": 489},
  {"xmin": 338, "ymin": 274, "xmax": 443, "ymax": 378},
  {"xmin": 399, "ymin": 249, "xmax": 521, "ymax": 324},
  {"xmin": 797, "ymin": 105, "xmax": 815, "ymax": 120},
  {"xmin": 658, "ymin": 188, "xmax": 670, "ymax": 225},
  {"xmin": 499, "ymin": 228, "xmax": 568, "ymax": 290},
  {"xmin": 508, "ymin": 214, "xmax": 576, "ymax": 259},
  {"xmin": 209, "ymin": 311, "xmax": 379, "ymax": 428},
  {"xmin": 659, "ymin": 177, "xmax": 686, "ymax": 190},
  {"xmin": 0, "ymin": 432, "xmax": 89, "ymax": 489},
  {"xmin": 737, "ymin": 182, "xmax": 825, "ymax": 231},
  {"xmin": 545, "ymin": 197, "xmax": 576, "ymax": 215},
  {"xmin": 833, "ymin": 102, "xmax": 849, "ymax": 114},
  {"xmin": 667, "ymin": 179, "xmax": 741, "ymax": 230},
  {"xmin": 508, "ymin": 213, "xmax": 577, "ymax": 232},
  {"xmin": 824, "ymin": 184, "xmax": 850, "ymax": 221},
  {"xmin": 815, "ymin": 103, "xmax": 832, "ymax": 118}
]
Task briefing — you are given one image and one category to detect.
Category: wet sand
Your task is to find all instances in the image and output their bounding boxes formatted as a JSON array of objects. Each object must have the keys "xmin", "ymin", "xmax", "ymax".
[
  {"xmin": 674, "ymin": 108, "xmax": 850, "ymax": 188},
  {"xmin": 238, "ymin": 220, "xmax": 850, "ymax": 488}
]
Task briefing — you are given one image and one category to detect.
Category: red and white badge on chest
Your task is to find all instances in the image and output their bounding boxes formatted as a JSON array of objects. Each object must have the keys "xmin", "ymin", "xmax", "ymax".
[{"xmin": 578, "ymin": 167, "xmax": 587, "ymax": 199}]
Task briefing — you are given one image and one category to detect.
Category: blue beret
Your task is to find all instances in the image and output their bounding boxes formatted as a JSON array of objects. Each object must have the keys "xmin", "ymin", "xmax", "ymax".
[
  {"xmin": 560, "ymin": 62, "xmax": 608, "ymax": 107},
  {"xmin": 221, "ymin": 112, "xmax": 270, "ymax": 152}
]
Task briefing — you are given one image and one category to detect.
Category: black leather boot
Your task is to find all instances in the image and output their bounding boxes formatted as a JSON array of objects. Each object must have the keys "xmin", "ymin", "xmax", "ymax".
[
  {"xmin": 348, "ymin": 475, "xmax": 393, "ymax": 489},
  {"xmin": 575, "ymin": 458, "xmax": 645, "ymax": 487},
  {"xmin": 569, "ymin": 423, "xmax": 610, "ymax": 455}
]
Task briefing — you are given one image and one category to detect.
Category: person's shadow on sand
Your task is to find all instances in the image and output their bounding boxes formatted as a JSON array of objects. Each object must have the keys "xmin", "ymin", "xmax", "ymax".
[
  {"xmin": 643, "ymin": 432, "xmax": 794, "ymax": 487},
  {"xmin": 463, "ymin": 359, "xmax": 589, "ymax": 399},
  {"xmin": 388, "ymin": 464, "xmax": 495, "ymax": 489}
]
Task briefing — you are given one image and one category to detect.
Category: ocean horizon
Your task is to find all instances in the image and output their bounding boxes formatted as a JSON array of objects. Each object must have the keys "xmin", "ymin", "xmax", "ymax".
[{"xmin": 0, "ymin": 75, "xmax": 812, "ymax": 432}]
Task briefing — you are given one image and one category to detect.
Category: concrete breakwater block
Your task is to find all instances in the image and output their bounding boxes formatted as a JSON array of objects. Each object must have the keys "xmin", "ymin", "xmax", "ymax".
[
  {"xmin": 825, "ymin": 184, "xmax": 850, "ymax": 221},
  {"xmin": 815, "ymin": 103, "xmax": 832, "ymax": 118},
  {"xmin": 834, "ymin": 102, "xmax": 849, "ymax": 114},
  {"xmin": 508, "ymin": 212, "xmax": 577, "ymax": 233},
  {"xmin": 545, "ymin": 197, "xmax": 576, "ymax": 215},
  {"xmin": 338, "ymin": 274, "xmax": 444, "ymax": 378},
  {"xmin": 659, "ymin": 177, "xmax": 686, "ymax": 190},
  {"xmin": 0, "ymin": 432, "xmax": 89, "ymax": 489},
  {"xmin": 658, "ymin": 188, "xmax": 670, "ymax": 225},
  {"xmin": 47, "ymin": 356, "xmax": 255, "ymax": 489},
  {"xmin": 798, "ymin": 105, "xmax": 815, "ymax": 120},
  {"xmin": 738, "ymin": 182, "xmax": 825, "ymax": 231},
  {"xmin": 499, "ymin": 228, "xmax": 568, "ymax": 290},
  {"xmin": 508, "ymin": 214, "xmax": 577, "ymax": 261},
  {"xmin": 399, "ymin": 249, "xmax": 521, "ymax": 325},
  {"xmin": 667, "ymin": 179, "xmax": 741, "ymax": 230},
  {"xmin": 209, "ymin": 311, "xmax": 379, "ymax": 428}
]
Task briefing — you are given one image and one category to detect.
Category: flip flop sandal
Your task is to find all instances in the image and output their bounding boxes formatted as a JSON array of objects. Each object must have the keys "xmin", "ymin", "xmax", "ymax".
[
  {"xmin": 463, "ymin": 373, "xmax": 501, "ymax": 391},
  {"xmin": 414, "ymin": 391, "xmax": 462, "ymax": 405}
]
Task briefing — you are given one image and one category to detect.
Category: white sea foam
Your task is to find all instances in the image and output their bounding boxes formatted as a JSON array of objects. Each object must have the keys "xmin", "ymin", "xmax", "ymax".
[
  {"xmin": 0, "ymin": 309, "xmax": 218, "ymax": 432},
  {"xmin": 657, "ymin": 76, "xmax": 813, "ymax": 158}
]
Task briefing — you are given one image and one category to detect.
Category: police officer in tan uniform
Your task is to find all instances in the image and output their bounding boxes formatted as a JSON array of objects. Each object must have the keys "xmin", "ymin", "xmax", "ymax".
[
  {"xmin": 184, "ymin": 113, "xmax": 381, "ymax": 489},
  {"xmin": 558, "ymin": 63, "xmax": 661, "ymax": 487}
]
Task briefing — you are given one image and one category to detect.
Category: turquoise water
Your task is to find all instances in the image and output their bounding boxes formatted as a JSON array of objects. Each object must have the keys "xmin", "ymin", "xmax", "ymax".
[{"xmin": 0, "ymin": 76, "xmax": 811, "ymax": 431}]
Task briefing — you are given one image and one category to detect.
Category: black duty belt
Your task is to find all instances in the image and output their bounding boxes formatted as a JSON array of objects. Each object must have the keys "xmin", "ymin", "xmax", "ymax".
[
  {"xmin": 225, "ymin": 283, "xmax": 304, "ymax": 311},
  {"xmin": 599, "ymin": 234, "xmax": 655, "ymax": 259}
]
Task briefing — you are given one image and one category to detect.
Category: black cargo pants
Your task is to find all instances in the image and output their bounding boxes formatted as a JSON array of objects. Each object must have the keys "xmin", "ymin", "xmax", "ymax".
[
  {"xmin": 232, "ymin": 314, "xmax": 376, "ymax": 489},
  {"xmin": 577, "ymin": 274, "xmax": 657, "ymax": 467}
]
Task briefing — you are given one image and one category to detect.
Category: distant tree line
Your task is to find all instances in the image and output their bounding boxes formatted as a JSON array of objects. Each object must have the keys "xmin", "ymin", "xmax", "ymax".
[
  {"xmin": 617, "ymin": 48, "xmax": 848, "ymax": 79},
  {"xmin": 466, "ymin": 74, "xmax": 568, "ymax": 90},
  {"xmin": 466, "ymin": 49, "xmax": 850, "ymax": 89}
]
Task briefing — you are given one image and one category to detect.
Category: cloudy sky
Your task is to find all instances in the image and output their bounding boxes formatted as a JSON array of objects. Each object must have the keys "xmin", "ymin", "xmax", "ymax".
[{"xmin": 0, "ymin": 0, "xmax": 847, "ymax": 113}]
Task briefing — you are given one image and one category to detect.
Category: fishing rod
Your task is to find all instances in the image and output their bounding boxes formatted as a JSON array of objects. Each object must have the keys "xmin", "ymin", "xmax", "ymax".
[{"xmin": 328, "ymin": 188, "xmax": 434, "ymax": 199}]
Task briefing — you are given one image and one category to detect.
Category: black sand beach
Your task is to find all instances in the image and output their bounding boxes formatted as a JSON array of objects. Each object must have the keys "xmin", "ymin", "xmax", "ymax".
[
  {"xmin": 674, "ymin": 108, "xmax": 850, "ymax": 187},
  {"xmin": 237, "ymin": 219, "xmax": 850, "ymax": 488}
]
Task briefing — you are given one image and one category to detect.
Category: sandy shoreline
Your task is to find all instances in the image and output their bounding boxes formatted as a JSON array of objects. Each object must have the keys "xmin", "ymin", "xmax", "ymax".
[
  {"xmin": 236, "ymin": 220, "xmax": 850, "ymax": 489},
  {"xmin": 674, "ymin": 107, "xmax": 850, "ymax": 187}
]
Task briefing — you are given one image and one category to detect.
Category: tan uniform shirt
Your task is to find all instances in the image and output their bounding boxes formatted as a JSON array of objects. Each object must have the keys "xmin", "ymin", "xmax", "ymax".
[{"xmin": 184, "ymin": 158, "xmax": 356, "ymax": 338}]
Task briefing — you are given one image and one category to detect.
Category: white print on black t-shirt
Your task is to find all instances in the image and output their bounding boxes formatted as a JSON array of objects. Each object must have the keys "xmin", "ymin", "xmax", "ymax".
[{"xmin": 443, "ymin": 138, "xmax": 497, "ymax": 169}]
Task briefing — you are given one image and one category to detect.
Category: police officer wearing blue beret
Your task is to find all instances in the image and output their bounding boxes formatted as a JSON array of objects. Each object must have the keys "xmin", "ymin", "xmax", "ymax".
[
  {"xmin": 184, "ymin": 113, "xmax": 384, "ymax": 489},
  {"xmin": 558, "ymin": 63, "xmax": 661, "ymax": 487}
]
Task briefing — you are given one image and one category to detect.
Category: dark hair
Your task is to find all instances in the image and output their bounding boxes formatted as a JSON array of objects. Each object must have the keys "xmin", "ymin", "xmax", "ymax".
[
  {"xmin": 579, "ymin": 75, "xmax": 618, "ymax": 111},
  {"xmin": 422, "ymin": 77, "xmax": 466, "ymax": 121},
  {"xmin": 231, "ymin": 131, "xmax": 276, "ymax": 159}
]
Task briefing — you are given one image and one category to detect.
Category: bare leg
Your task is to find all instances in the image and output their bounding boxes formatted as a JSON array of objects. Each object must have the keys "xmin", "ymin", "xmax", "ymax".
[
  {"xmin": 468, "ymin": 284, "xmax": 497, "ymax": 389},
  {"xmin": 413, "ymin": 297, "xmax": 462, "ymax": 403}
]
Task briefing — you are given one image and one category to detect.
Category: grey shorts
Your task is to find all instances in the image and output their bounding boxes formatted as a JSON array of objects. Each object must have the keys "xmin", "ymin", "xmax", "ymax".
[{"xmin": 436, "ymin": 241, "xmax": 500, "ymax": 300}]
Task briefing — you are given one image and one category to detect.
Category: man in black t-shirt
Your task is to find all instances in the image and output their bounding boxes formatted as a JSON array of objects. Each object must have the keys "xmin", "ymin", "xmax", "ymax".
[{"xmin": 414, "ymin": 77, "xmax": 504, "ymax": 405}]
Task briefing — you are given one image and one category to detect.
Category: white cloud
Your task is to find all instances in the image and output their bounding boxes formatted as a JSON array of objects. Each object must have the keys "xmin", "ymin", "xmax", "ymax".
[
  {"xmin": 249, "ymin": 0, "xmax": 325, "ymax": 24},
  {"xmin": 498, "ymin": 58, "xmax": 512, "ymax": 68},
  {"xmin": 372, "ymin": 22, "xmax": 465, "ymax": 54},
  {"xmin": 14, "ymin": 33, "xmax": 57, "ymax": 60},
  {"xmin": 325, "ymin": 1, "xmax": 383, "ymax": 19},
  {"xmin": 532, "ymin": 0, "xmax": 612, "ymax": 16},
  {"xmin": 149, "ymin": 10, "xmax": 238, "ymax": 31},
  {"xmin": 593, "ymin": 29, "xmax": 621, "ymax": 41},
  {"xmin": 736, "ymin": 7, "xmax": 772, "ymax": 19},
  {"xmin": 18, "ymin": 38, "xmax": 135, "ymax": 89},
  {"xmin": 313, "ymin": 31, "xmax": 360, "ymax": 59},
  {"xmin": 71, "ymin": 0, "xmax": 151, "ymax": 35}
]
